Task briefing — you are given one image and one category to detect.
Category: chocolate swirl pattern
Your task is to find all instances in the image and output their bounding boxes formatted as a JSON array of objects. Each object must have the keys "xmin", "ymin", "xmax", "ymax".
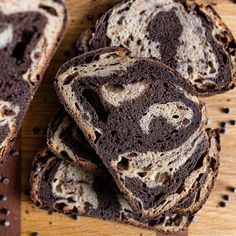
[
  {"xmin": 39, "ymin": 108, "xmax": 220, "ymax": 232},
  {"xmin": 0, "ymin": 0, "xmax": 67, "ymax": 161},
  {"xmin": 30, "ymin": 148, "xmax": 191, "ymax": 234},
  {"xmin": 81, "ymin": 0, "xmax": 236, "ymax": 96},
  {"xmin": 47, "ymin": 109, "xmax": 102, "ymax": 171},
  {"xmin": 31, "ymin": 126, "xmax": 220, "ymax": 234},
  {"xmin": 54, "ymin": 48, "xmax": 218, "ymax": 218}
]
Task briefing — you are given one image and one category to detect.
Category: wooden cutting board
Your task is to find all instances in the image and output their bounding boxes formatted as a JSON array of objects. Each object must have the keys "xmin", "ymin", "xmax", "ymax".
[{"xmin": 6, "ymin": 0, "xmax": 235, "ymax": 235}]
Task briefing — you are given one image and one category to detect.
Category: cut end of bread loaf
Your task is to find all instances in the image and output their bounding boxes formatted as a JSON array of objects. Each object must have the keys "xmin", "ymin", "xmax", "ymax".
[
  {"xmin": 80, "ymin": 0, "xmax": 236, "ymax": 96},
  {"xmin": 0, "ymin": 0, "xmax": 67, "ymax": 161}
]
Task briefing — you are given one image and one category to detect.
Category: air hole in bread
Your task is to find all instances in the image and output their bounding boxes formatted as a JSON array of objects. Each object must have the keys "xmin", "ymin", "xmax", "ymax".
[
  {"xmin": 117, "ymin": 157, "xmax": 129, "ymax": 170},
  {"xmin": 155, "ymin": 172, "xmax": 169, "ymax": 184},
  {"xmin": 222, "ymin": 54, "xmax": 228, "ymax": 64},
  {"xmin": 106, "ymin": 53, "xmax": 121, "ymax": 60},
  {"xmin": 210, "ymin": 157, "xmax": 216, "ymax": 170},
  {"xmin": 138, "ymin": 172, "xmax": 147, "ymax": 178},
  {"xmin": 195, "ymin": 189, "xmax": 201, "ymax": 202},
  {"xmin": 60, "ymin": 150, "xmax": 70, "ymax": 161},
  {"xmin": 194, "ymin": 154, "xmax": 205, "ymax": 171},
  {"xmin": 53, "ymin": 178, "xmax": 57, "ymax": 183},
  {"xmin": 63, "ymin": 73, "xmax": 78, "ymax": 85},
  {"xmin": 154, "ymin": 195, "xmax": 164, "ymax": 206},
  {"xmin": 136, "ymin": 39, "xmax": 142, "ymax": 46},
  {"xmin": 176, "ymin": 183, "xmax": 185, "ymax": 194},
  {"xmin": 124, "ymin": 39, "xmax": 130, "ymax": 47},
  {"xmin": 208, "ymin": 61, "xmax": 216, "ymax": 74},
  {"xmin": 117, "ymin": 6, "xmax": 130, "ymax": 14},
  {"xmin": 36, "ymin": 74, "xmax": 40, "ymax": 81},
  {"xmin": 188, "ymin": 66, "xmax": 193, "ymax": 75},
  {"xmin": 171, "ymin": 130, "xmax": 178, "ymax": 135},
  {"xmin": 72, "ymin": 206, "xmax": 78, "ymax": 213},
  {"xmin": 75, "ymin": 102, "xmax": 81, "ymax": 111},
  {"xmin": 117, "ymin": 16, "xmax": 125, "ymax": 25},
  {"xmin": 163, "ymin": 82, "xmax": 169, "ymax": 89},
  {"xmin": 82, "ymin": 89, "xmax": 109, "ymax": 122},
  {"xmin": 30, "ymin": 81, "xmax": 36, "ymax": 87},
  {"xmin": 84, "ymin": 55, "xmax": 95, "ymax": 64},
  {"xmin": 111, "ymin": 130, "xmax": 117, "ymax": 136},
  {"xmin": 104, "ymin": 84, "xmax": 125, "ymax": 93},
  {"xmin": 55, "ymin": 184, "xmax": 62, "ymax": 193},
  {"xmin": 194, "ymin": 77, "xmax": 204, "ymax": 83},
  {"xmin": 139, "ymin": 10, "xmax": 146, "ymax": 15},
  {"xmin": 12, "ymin": 29, "xmax": 35, "ymax": 62},
  {"xmin": 172, "ymin": 115, "xmax": 179, "ymax": 119},
  {"xmin": 2, "ymin": 107, "xmax": 14, "ymax": 116},
  {"xmin": 39, "ymin": 4, "xmax": 58, "ymax": 16},
  {"xmin": 94, "ymin": 131, "xmax": 101, "ymax": 144},
  {"xmin": 67, "ymin": 197, "xmax": 76, "ymax": 203},
  {"xmin": 196, "ymin": 173, "xmax": 204, "ymax": 183},
  {"xmin": 93, "ymin": 54, "xmax": 100, "ymax": 61}
]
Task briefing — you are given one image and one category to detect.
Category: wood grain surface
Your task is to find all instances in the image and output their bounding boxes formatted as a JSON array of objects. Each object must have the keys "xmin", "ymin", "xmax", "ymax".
[
  {"xmin": 0, "ymin": 136, "xmax": 21, "ymax": 236},
  {"xmin": 20, "ymin": 0, "xmax": 236, "ymax": 235}
]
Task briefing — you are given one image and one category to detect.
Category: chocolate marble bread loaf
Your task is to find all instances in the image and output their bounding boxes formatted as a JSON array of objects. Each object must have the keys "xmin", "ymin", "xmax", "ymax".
[
  {"xmin": 31, "ymin": 129, "xmax": 219, "ymax": 233},
  {"xmin": 78, "ymin": 0, "xmax": 236, "ymax": 96},
  {"xmin": 47, "ymin": 109, "xmax": 102, "ymax": 171},
  {"xmin": 0, "ymin": 0, "xmax": 67, "ymax": 161},
  {"xmin": 55, "ymin": 47, "xmax": 220, "ymax": 218}
]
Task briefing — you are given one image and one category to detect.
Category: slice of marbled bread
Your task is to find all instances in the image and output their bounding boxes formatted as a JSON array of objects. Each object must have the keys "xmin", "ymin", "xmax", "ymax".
[
  {"xmin": 0, "ymin": 0, "xmax": 67, "ymax": 161},
  {"xmin": 47, "ymin": 109, "xmax": 102, "ymax": 172},
  {"xmin": 54, "ymin": 47, "xmax": 220, "ymax": 218},
  {"xmin": 78, "ymin": 0, "xmax": 236, "ymax": 96},
  {"xmin": 46, "ymin": 108, "xmax": 220, "ymax": 220},
  {"xmin": 31, "ymin": 135, "xmax": 219, "ymax": 233}
]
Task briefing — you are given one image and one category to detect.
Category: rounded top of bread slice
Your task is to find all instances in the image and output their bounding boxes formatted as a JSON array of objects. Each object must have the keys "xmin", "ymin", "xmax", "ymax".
[
  {"xmin": 85, "ymin": 0, "xmax": 236, "ymax": 96},
  {"xmin": 55, "ymin": 47, "xmax": 206, "ymax": 154}
]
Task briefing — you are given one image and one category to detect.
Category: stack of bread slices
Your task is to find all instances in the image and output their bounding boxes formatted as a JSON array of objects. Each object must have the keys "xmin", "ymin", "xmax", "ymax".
[{"xmin": 30, "ymin": 0, "xmax": 236, "ymax": 233}]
